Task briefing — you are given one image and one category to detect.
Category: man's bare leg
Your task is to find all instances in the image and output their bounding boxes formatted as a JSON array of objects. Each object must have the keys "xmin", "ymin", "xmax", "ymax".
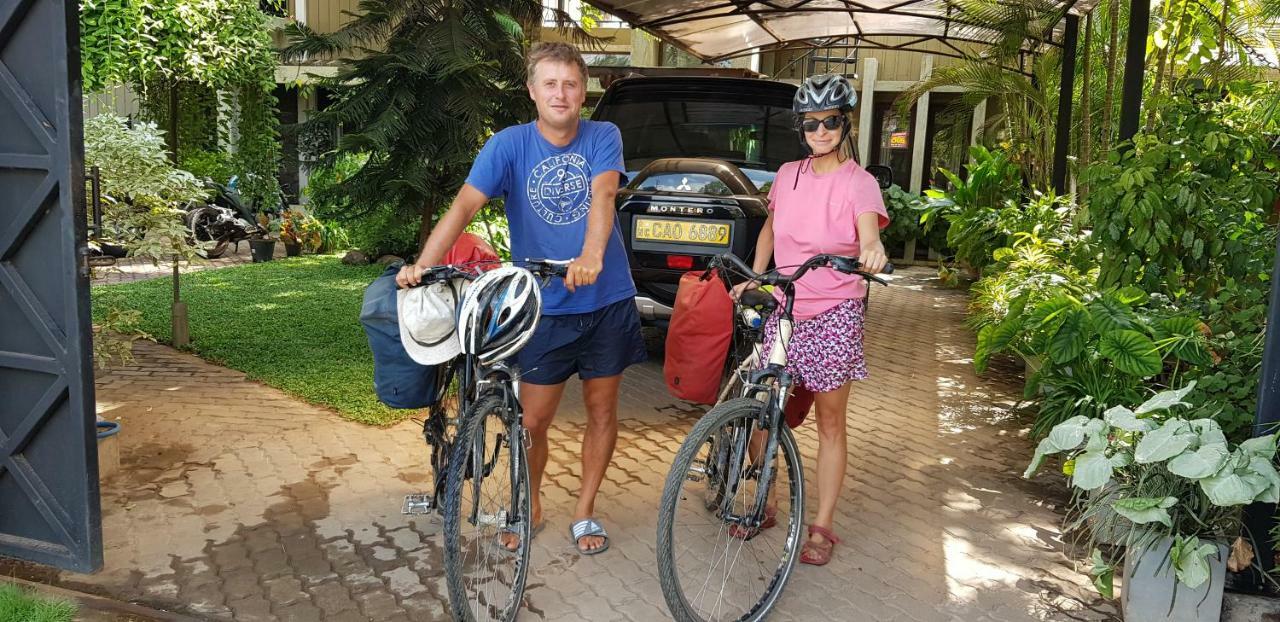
[
  {"xmin": 500, "ymin": 380, "xmax": 566, "ymax": 549},
  {"xmin": 573, "ymin": 374, "xmax": 622, "ymax": 552}
]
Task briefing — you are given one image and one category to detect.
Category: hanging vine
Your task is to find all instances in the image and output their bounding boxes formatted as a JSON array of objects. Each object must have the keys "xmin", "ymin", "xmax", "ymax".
[
  {"xmin": 235, "ymin": 82, "xmax": 283, "ymax": 210},
  {"xmin": 80, "ymin": 0, "xmax": 282, "ymax": 205}
]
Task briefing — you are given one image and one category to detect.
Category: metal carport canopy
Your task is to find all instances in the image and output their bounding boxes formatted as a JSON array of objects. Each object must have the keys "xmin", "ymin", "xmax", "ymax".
[{"xmin": 582, "ymin": 0, "xmax": 1091, "ymax": 65}]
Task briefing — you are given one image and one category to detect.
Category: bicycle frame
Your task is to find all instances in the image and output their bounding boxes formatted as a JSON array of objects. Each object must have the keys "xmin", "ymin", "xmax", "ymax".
[
  {"xmin": 710, "ymin": 251, "xmax": 885, "ymax": 533},
  {"xmin": 409, "ymin": 257, "xmax": 565, "ymax": 529},
  {"xmin": 714, "ymin": 304, "xmax": 797, "ymax": 531},
  {"xmin": 460, "ymin": 356, "xmax": 530, "ymax": 539}
]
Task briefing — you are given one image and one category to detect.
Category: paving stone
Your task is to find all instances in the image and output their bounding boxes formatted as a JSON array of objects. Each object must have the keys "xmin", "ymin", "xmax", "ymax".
[
  {"xmin": 48, "ymin": 267, "xmax": 1120, "ymax": 622},
  {"xmin": 356, "ymin": 589, "xmax": 404, "ymax": 620},
  {"xmin": 253, "ymin": 548, "xmax": 291, "ymax": 580},
  {"xmin": 219, "ymin": 568, "xmax": 260, "ymax": 600},
  {"xmin": 308, "ymin": 580, "xmax": 358, "ymax": 615},
  {"xmin": 274, "ymin": 601, "xmax": 324, "ymax": 622},
  {"xmin": 381, "ymin": 566, "xmax": 427, "ymax": 598},
  {"xmin": 226, "ymin": 595, "xmax": 273, "ymax": 621},
  {"xmin": 386, "ymin": 528, "xmax": 426, "ymax": 552},
  {"xmin": 263, "ymin": 576, "xmax": 308, "ymax": 607},
  {"xmin": 323, "ymin": 610, "xmax": 371, "ymax": 622}
]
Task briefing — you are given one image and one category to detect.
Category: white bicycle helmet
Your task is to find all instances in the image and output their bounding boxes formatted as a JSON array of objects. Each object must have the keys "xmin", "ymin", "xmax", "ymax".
[
  {"xmin": 793, "ymin": 73, "xmax": 857, "ymax": 114},
  {"xmin": 456, "ymin": 266, "xmax": 542, "ymax": 363},
  {"xmin": 792, "ymin": 73, "xmax": 859, "ymax": 166}
]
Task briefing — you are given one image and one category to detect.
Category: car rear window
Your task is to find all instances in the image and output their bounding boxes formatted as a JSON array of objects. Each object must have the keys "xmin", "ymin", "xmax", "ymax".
[
  {"xmin": 634, "ymin": 172, "xmax": 741, "ymax": 195},
  {"xmin": 597, "ymin": 98, "xmax": 802, "ymax": 177}
]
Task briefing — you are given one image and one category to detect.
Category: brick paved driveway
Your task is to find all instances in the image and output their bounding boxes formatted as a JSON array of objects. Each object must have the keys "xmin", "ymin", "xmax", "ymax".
[
  {"xmin": 91, "ymin": 243, "xmax": 283, "ymax": 287},
  {"xmin": 29, "ymin": 267, "xmax": 1116, "ymax": 621}
]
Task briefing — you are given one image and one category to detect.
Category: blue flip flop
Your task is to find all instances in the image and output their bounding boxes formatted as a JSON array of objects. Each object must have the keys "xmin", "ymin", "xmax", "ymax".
[{"xmin": 570, "ymin": 518, "xmax": 610, "ymax": 556}]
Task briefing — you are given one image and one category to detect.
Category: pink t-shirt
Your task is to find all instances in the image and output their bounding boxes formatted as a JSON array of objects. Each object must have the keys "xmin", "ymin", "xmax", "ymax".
[{"xmin": 767, "ymin": 158, "xmax": 890, "ymax": 320}]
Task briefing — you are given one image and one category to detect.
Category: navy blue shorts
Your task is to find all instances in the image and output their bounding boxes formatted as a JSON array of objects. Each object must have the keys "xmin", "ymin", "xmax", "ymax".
[{"xmin": 516, "ymin": 297, "xmax": 648, "ymax": 385}]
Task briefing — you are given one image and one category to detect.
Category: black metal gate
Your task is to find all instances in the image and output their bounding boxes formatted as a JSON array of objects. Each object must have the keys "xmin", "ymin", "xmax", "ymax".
[{"xmin": 0, "ymin": 0, "xmax": 102, "ymax": 573}]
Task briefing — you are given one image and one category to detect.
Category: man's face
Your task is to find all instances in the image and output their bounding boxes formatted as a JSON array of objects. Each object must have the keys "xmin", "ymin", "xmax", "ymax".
[{"xmin": 528, "ymin": 60, "xmax": 586, "ymax": 128}]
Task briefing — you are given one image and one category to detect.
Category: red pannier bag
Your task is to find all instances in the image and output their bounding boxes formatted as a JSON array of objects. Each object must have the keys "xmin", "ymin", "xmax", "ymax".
[
  {"xmin": 665, "ymin": 270, "xmax": 734, "ymax": 404},
  {"xmin": 784, "ymin": 385, "xmax": 815, "ymax": 428},
  {"xmin": 443, "ymin": 232, "xmax": 500, "ymax": 268}
]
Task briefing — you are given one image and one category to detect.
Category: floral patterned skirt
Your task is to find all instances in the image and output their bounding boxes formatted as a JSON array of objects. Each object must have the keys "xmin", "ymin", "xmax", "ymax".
[{"xmin": 761, "ymin": 298, "xmax": 868, "ymax": 393}]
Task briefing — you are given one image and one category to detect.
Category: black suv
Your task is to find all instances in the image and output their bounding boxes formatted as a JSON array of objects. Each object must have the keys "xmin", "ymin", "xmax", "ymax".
[{"xmin": 592, "ymin": 76, "xmax": 805, "ymax": 323}]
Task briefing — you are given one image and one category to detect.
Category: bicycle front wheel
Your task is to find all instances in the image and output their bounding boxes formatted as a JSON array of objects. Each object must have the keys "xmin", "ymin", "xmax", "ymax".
[
  {"xmin": 657, "ymin": 397, "xmax": 804, "ymax": 622},
  {"xmin": 442, "ymin": 395, "xmax": 532, "ymax": 622}
]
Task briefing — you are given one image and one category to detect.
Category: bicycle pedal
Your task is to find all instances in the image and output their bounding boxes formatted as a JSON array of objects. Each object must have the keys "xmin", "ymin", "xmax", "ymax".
[{"xmin": 402, "ymin": 493, "xmax": 434, "ymax": 515}]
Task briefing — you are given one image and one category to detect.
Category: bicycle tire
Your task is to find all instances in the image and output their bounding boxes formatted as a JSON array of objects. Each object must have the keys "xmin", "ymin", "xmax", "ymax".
[
  {"xmin": 657, "ymin": 397, "xmax": 804, "ymax": 622},
  {"xmin": 442, "ymin": 394, "xmax": 531, "ymax": 622}
]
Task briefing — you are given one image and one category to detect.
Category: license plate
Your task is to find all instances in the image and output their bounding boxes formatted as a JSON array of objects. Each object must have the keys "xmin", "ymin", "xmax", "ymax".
[{"xmin": 634, "ymin": 218, "xmax": 731, "ymax": 247}]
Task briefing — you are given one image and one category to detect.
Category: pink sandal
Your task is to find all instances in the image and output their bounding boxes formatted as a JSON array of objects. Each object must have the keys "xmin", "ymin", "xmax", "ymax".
[{"xmin": 800, "ymin": 525, "xmax": 840, "ymax": 566}]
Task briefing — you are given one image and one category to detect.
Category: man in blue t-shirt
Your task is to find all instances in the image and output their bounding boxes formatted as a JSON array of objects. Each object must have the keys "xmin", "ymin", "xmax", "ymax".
[{"xmin": 396, "ymin": 41, "xmax": 645, "ymax": 556}]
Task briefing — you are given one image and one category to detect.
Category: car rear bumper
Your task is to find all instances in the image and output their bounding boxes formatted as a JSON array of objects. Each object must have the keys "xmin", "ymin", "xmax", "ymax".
[{"xmin": 634, "ymin": 295, "xmax": 674, "ymax": 322}]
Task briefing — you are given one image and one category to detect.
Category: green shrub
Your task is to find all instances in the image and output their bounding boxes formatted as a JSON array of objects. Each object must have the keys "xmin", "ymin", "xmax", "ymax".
[
  {"xmin": 919, "ymin": 145, "xmax": 1022, "ymax": 274},
  {"xmin": 179, "ymin": 148, "xmax": 237, "ymax": 185},
  {"xmin": 305, "ymin": 153, "xmax": 420, "ymax": 257}
]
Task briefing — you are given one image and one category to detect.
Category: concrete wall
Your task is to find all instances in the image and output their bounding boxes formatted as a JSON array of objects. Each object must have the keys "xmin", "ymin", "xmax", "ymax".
[{"xmin": 83, "ymin": 84, "xmax": 141, "ymax": 119}]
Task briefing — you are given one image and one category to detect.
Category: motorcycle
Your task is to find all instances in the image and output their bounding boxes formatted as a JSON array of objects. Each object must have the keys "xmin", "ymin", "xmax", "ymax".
[{"xmin": 183, "ymin": 176, "xmax": 284, "ymax": 259}]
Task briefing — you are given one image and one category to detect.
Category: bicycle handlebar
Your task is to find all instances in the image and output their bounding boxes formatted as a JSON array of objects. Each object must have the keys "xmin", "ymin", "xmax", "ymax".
[
  {"xmin": 714, "ymin": 253, "xmax": 892, "ymax": 288},
  {"xmin": 412, "ymin": 258, "xmax": 570, "ymax": 287},
  {"xmin": 711, "ymin": 252, "xmax": 891, "ymax": 319},
  {"xmin": 519, "ymin": 258, "xmax": 571, "ymax": 280}
]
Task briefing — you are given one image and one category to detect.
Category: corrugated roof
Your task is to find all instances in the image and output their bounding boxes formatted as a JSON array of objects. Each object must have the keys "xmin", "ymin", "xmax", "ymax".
[{"xmin": 584, "ymin": 0, "xmax": 1087, "ymax": 64}]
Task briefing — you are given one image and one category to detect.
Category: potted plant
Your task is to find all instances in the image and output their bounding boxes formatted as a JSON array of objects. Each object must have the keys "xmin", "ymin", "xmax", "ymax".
[
  {"xmin": 279, "ymin": 210, "xmax": 304, "ymax": 257},
  {"xmin": 249, "ymin": 213, "xmax": 279, "ymax": 262},
  {"xmin": 1025, "ymin": 382, "xmax": 1279, "ymax": 622}
]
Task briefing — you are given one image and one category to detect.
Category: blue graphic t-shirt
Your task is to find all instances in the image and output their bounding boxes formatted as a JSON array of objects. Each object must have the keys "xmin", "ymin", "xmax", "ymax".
[{"xmin": 465, "ymin": 120, "xmax": 636, "ymax": 315}]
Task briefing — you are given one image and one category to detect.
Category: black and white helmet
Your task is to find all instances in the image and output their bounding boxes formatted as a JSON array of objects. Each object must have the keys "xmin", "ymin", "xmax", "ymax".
[
  {"xmin": 793, "ymin": 74, "xmax": 857, "ymax": 114},
  {"xmin": 456, "ymin": 266, "xmax": 542, "ymax": 363}
]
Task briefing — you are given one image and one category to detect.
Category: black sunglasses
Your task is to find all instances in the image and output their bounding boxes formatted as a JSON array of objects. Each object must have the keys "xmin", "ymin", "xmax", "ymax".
[{"xmin": 800, "ymin": 116, "xmax": 847, "ymax": 133}]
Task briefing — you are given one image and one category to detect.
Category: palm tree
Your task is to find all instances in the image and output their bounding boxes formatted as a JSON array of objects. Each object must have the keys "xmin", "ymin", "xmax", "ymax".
[
  {"xmin": 898, "ymin": 0, "xmax": 1067, "ymax": 188},
  {"xmin": 901, "ymin": 0, "xmax": 1278, "ymax": 195},
  {"xmin": 283, "ymin": 0, "xmax": 586, "ymax": 244}
]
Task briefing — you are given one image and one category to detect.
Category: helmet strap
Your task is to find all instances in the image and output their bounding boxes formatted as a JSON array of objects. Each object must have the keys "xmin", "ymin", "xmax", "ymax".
[{"xmin": 799, "ymin": 122, "xmax": 853, "ymax": 160}]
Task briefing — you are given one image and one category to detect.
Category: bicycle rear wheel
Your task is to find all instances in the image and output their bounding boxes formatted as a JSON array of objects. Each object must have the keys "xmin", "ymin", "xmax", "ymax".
[
  {"xmin": 442, "ymin": 395, "xmax": 531, "ymax": 622},
  {"xmin": 657, "ymin": 397, "xmax": 804, "ymax": 622}
]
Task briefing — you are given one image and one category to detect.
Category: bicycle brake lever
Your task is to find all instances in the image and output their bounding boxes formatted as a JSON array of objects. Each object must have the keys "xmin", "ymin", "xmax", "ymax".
[{"xmin": 861, "ymin": 272, "xmax": 889, "ymax": 286}]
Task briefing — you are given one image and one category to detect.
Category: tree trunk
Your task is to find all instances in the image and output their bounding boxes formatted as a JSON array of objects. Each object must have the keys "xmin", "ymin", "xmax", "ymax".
[
  {"xmin": 417, "ymin": 202, "xmax": 438, "ymax": 251},
  {"xmin": 1081, "ymin": 11, "xmax": 1094, "ymax": 203},
  {"xmin": 1218, "ymin": 0, "xmax": 1231, "ymax": 60},
  {"xmin": 1149, "ymin": 0, "xmax": 1189, "ymax": 130},
  {"xmin": 1147, "ymin": 1, "xmax": 1175, "ymax": 130},
  {"xmin": 168, "ymin": 81, "xmax": 180, "ymax": 165},
  {"xmin": 1101, "ymin": 0, "xmax": 1122, "ymax": 154}
]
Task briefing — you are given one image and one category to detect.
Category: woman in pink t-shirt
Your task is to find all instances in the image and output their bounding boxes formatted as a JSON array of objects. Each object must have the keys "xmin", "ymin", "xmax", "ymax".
[{"xmin": 733, "ymin": 73, "xmax": 890, "ymax": 566}]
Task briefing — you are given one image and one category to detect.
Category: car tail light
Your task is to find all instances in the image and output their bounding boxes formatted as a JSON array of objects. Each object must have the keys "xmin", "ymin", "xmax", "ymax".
[{"xmin": 666, "ymin": 255, "xmax": 694, "ymax": 270}]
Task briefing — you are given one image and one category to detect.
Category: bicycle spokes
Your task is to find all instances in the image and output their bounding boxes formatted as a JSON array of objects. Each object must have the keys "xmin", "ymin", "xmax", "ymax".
[
  {"xmin": 658, "ymin": 400, "xmax": 804, "ymax": 622},
  {"xmin": 443, "ymin": 396, "xmax": 532, "ymax": 622}
]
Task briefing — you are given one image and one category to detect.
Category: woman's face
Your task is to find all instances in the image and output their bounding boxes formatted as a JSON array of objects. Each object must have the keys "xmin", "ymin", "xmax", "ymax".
[{"xmin": 802, "ymin": 109, "xmax": 846, "ymax": 154}]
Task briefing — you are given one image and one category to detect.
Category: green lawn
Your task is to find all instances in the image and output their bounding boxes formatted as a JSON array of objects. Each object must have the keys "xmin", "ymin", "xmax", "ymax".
[
  {"xmin": 0, "ymin": 583, "xmax": 76, "ymax": 622},
  {"xmin": 92, "ymin": 255, "xmax": 415, "ymax": 425}
]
